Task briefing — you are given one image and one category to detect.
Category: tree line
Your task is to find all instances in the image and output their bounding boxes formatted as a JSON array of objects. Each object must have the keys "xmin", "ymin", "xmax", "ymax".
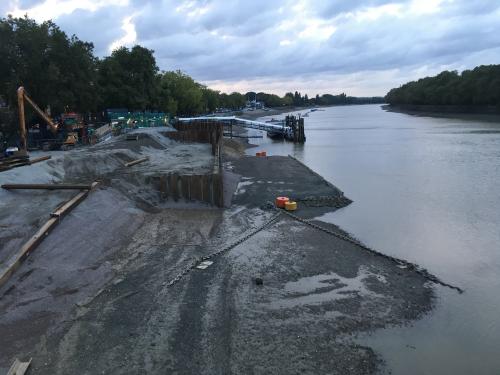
[
  {"xmin": 0, "ymin": 16, "xmax": 383, "ymax": 144},
  {"xmin": 385, "ymin": 65, "xmax": 500, "ymax": 107}
]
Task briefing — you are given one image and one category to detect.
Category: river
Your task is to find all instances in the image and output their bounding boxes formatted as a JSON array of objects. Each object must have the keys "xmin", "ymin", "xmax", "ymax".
[{"xmin": 248, "ymin": 104, "xmax": 500, "ymax": 374}]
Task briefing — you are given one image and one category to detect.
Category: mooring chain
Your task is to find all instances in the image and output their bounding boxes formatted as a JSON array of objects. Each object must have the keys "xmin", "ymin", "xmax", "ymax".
[
  {"xmin": 297, "ymin": 195, "xmax": 345, "ymax": 202},
  {"xmin": 164, "ymin": 213, "xmax": 282, "ymax": 288},
  {"xmin": 279, "ymin": 208, "xmax": 464, "ymax": 294},
  {"xmin": 295, "ymin": 195, "xmax": 352, "ymax": 207}
]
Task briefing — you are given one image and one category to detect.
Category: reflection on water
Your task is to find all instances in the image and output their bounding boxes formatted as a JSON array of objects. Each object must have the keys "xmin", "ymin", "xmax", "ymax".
[{"xmin": 249, "ymin": 104, "xmax": 500, "ymax": 374}]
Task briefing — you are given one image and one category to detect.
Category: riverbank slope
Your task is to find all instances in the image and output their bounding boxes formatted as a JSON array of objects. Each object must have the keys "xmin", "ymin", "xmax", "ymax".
[{"xmin": 0, "ymin": 128, "xmax": 437, "ymax": 374}]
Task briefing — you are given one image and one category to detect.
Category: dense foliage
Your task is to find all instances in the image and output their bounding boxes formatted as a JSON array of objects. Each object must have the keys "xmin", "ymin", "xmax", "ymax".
[
  {"xmin": 385, "ymin": 65, "xmax": 500, "ymax": 106},
  {"xmin": 0, "ymin": 16, "xmax": 97, "ymax": 114},
  {"xmin": 0, "ymin": 16, "xmax": 383, "ymax": 144}
]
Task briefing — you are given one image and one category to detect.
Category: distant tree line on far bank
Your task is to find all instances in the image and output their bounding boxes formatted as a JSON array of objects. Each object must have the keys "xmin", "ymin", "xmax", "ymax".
[
  {"xmin": 385, "ymin": 65, "xmax": 500, "ymax": 107},
  {"xmin": 0, "ymin": 16, "xmax": 383, "ymax": 143}
]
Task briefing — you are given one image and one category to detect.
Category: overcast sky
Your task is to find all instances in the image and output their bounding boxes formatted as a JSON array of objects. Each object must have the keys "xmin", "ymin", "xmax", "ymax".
[{"xmin": 2, "ymin": 0, "xmax": 500, "ymax": 96}]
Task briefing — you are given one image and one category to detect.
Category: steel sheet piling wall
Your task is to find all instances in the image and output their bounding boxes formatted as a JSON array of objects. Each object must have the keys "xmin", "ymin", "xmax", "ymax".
[
  {"xmin": 169, "ymin": 120, "xmax": 223, "ymax": 160},
  {"xmin": 157, "ymin": 172, "xmax": 224, "ymax": 207}
]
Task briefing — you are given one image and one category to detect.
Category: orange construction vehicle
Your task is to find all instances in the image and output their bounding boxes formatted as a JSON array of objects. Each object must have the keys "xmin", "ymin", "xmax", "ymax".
[{"xmin": 17, "ymin": 86, "xmax": 78, "ymax": 152}]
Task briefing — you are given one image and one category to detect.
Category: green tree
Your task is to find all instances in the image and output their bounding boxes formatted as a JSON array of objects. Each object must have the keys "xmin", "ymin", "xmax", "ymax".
[
  {"xmin": 385, "ymin": 65, "xmax": 500, "ymax": 107},
  {"xmin": 98, "ymin": 45, "xmax": 159, "ymax": 110},
  {"xmin": 0, "ymin": 15, "xmax": 98, "ymax": 143},
  {"xmin": 201, "ymin": 87, "xmax": 220, "ymax": 113},
  {"xmin": 158, "ymin": 70, "xmax": 204, "ymax": 116}
]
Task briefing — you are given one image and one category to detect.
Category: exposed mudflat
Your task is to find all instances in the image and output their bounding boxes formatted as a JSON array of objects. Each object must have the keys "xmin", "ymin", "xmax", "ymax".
[{"xmin": 0, "ymin": 127, "xmax": 434, "ymax": 374}]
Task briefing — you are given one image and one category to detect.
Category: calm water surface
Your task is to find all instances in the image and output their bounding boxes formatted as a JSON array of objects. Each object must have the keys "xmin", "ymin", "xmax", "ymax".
[{"xmin": 250, "ymin": 105, "xmax": 500, "ymax": 374}]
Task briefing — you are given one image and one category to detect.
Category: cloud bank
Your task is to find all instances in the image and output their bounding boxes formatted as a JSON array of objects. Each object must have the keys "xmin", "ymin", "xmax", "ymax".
[{"xmin": 4, "ymin": 0, "xmax": 500, "ymax": 95}]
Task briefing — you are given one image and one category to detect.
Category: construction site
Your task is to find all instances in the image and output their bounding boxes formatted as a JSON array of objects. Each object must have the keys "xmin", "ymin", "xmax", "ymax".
[{"xmin": 0, "ymin": 88, "xmax": 442, "ymax": 374}]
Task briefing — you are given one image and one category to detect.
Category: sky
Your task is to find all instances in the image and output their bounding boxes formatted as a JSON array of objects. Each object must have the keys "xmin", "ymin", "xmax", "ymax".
[{"xmin": 2, "ymin": 0, "xmax": 500, "ymax": 96}]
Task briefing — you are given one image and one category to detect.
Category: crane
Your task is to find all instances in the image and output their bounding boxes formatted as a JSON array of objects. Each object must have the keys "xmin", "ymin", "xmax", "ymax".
[
  {"xmin": 17, "ymin": 86, "xmax": 59, "ymax": 152},
  {"xmin": 17, "ymin": 87, "xmax": 79, "ymax": 152}
]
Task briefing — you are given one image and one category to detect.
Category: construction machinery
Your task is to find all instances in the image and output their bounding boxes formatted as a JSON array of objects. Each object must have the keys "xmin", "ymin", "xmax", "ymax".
[
  {"xmin": 60, "ymin": 112, "xmax": 84, "ymax": 147},
  {"xmin": 17, "ymin": 86, "xmax": 78, "ymax": 152}
]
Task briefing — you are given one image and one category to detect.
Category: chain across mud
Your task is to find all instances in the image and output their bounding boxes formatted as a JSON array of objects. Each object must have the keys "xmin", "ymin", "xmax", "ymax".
[
  {"xmin": 164, "ymin": 212, "xmax": 282, "ymax": 288},
  {"xmin": 278, "ymin": 204, "xmax": 464, "ymax": 294},
  {"xmin": 163, "ymin": 198, "xmax": 463, "ymax": 294}
]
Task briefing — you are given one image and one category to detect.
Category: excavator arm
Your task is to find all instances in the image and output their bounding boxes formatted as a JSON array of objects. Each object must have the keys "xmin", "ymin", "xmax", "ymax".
[{"xmin": 17, "ymin": 86, "xmax": 58, "ymax": 151}]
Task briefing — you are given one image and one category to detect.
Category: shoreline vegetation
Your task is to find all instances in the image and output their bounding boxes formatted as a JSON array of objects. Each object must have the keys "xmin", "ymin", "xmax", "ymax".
[
  {"xmin": 384, "ymin": 64, "xmax": 500, "ymax": 117},
  {"xmin": 383, "ymin": 104, "xmax": 500, "ymax": 123}
]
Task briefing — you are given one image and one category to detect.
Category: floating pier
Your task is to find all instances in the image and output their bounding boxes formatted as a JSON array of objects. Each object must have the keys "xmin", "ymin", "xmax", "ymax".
[{"xmin": 177, "ymin": 115, "xmax": 306, "ymax": 143}]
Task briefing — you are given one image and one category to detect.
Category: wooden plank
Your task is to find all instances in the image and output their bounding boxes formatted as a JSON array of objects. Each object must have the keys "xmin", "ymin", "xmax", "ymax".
[
  {"xmin": 50, "ymin": 182, "xmax": 98, "ymax": 218},
  {"xmin": 2, "ymin": 183, "xmax": 93, "ymax": 190},
  {"xmin": 0, "ymin": 161, "xmax": 30, "ymax": 172},
  {"xmin": 1, "ymin": 158, "xmax": 28, "ymax": 165},
  {"xmin": 0, "ymin": 155, "xmax": 49, "ymax": 172},
  {"xmin": 0, "ymin": 182, "xmax": 98, "ymax": 289},
  {"xmin": 124, "ymin": 156, "xmax": 149, "ymax": 167},
  {"xmin": 7, "ymin": 358, "xmax": 32, "ymax": 375},
  {"xmin": 126, "ymin": 134, "xmax": 139, "ymax": 141},
  {"xmin": 0, "ymin": 217, "xmax": 58, "ymax": 289},
  {"xmin": 29, "ymin": 155, "xmax": 51, "ymax": 164},
  {"xmin": 50, "ymin": 191, "xmax": 89, "ymax": 218}
]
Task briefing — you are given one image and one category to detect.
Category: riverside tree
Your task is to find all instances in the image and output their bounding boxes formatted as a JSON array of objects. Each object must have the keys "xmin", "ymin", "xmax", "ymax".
[
  {"xmin": 385, "ymin": 66, "xmax": 500, "ymax": 106},
  {"xmin": 98, "ymin": 45, "xmax": 159, "ymax": 110},
  {"xmin": 0, "ymin": 15, "xmax": 97, "ymax": 144}
]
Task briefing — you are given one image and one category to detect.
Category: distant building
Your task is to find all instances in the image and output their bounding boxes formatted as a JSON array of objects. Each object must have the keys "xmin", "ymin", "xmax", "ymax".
[{"xmin": 245, "ymin": 100, "xmax": 264, "ymax": 110}]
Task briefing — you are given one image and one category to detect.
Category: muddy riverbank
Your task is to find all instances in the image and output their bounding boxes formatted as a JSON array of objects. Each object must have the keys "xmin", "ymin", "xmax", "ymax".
[
  {"xmin": 0, "ymin": 127, "xmax": 437, "ymax": 374},
  {"xmin": 383, "ymin": 104, "xmax": 500, "ymax": 122}
]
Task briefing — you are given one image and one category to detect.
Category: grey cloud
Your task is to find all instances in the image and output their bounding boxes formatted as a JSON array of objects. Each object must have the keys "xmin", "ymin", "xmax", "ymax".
[
  {"xmin": 134, "ymin": 0, "xmax": 285, "ymax": 42},
  {"xmin": 2, "ymin": 0, "xmax": 500, "ymax": 94},
  {"xmin": 56, "ymin": 7, "xmax": 128, "ymax": 56},
  {"xmin": 444, "ymin": 0, "xmax": 500, "ymax": 16},
  {"xmin": 1, "ymin": 0, "xmax": 16, "ymax": 15},
  {"xmin": 16, "ymin": 0, "xmax": 46, "ymax": 9},
  {"xmin": 313, "ymin": 0, "xmax": 411, "ymax": 18}
]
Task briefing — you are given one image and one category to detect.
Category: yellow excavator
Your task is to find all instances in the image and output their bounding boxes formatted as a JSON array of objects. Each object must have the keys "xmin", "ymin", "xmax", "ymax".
[{"xmin": 17, "ymin": 86, "xmax": 78, "ymax": 153}]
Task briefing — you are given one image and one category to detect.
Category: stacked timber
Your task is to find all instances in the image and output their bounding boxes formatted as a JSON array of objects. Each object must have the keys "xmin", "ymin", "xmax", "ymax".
[{"xmin": 0, "ymin": 154, "xmax": 51, "ymax": 172}]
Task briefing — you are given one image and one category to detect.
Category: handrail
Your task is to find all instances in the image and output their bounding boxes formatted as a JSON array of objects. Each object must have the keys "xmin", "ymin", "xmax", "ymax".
[{"xmin": 178, "ymin": 116, "xmax": 286, "ymax": 132}]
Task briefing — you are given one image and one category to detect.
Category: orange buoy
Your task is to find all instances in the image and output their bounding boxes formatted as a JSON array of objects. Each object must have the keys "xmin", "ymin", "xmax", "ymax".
[
  {"xmin": 275, "ymin": 196, "xmax": 289, "ymax": 208},
  {"xmin": 285, "ymin": 201, "xmax": 297, "ymax": 211}
]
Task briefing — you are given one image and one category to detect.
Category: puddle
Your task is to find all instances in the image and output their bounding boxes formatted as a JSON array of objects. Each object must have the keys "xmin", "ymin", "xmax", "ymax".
[
  {"xmin": 270, "ymin": 266, "xmax": 384, "ymax": 309},
  {"xmin": 235, "ymin": 179, "xmax": 254, "ymax": 195}
]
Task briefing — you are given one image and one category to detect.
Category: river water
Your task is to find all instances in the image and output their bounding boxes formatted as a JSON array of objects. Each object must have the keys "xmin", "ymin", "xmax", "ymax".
[{"xmin": 249, "ymin": 104, "xmax": 500, "ymax": 374}]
